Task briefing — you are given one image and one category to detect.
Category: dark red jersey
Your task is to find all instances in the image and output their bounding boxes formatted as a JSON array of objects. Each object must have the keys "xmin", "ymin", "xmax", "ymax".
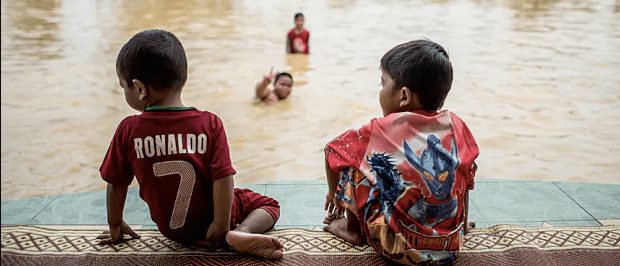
[{"xmin": 100, "ymin": 109, "xmax": 236, "ymax": 241}]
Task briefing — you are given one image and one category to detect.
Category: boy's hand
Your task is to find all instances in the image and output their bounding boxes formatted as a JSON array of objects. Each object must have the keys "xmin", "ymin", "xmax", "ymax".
[
  {"xmin": 96, "ymin": 220, "xmax": 140, "ymax": 245},
  {"xmin": 465, "ymin": 222, "xmax": 476, "ymax": 234},
  {"xmin": 261, "ymin": 67, "xmax": 275, "ymax": 85},
  {"xmin": 324, "ymin": 192, "xmax": 344, "ymax": 217},
  {"xmin": 261, "ymin": 75, "xmax": 272, "ymax": 85}
]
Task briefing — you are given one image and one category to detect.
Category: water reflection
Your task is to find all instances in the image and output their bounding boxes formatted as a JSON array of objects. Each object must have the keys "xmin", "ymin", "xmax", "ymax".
[
  {"xmin": 285, "ymin": 54, "xmax": 310, "ymax": 87},
  {"xmin": 1, "ymin": 0, "xmax": 619, "ymax": 199}
]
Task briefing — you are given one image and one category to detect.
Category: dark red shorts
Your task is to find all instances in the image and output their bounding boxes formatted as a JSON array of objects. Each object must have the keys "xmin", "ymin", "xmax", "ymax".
[{"xmin": 230, "ymin": 188, "xmax": 280, "ymax": 229}]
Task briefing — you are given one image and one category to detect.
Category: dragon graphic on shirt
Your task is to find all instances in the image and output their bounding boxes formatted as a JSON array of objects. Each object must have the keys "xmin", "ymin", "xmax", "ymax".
[
  {"xmin": 404, "ymin": 135, "xmax": 459, "ymax": 228},
  {"xmin": 364, "ymin": 153, "xmax": 406, "ymax": 223}
]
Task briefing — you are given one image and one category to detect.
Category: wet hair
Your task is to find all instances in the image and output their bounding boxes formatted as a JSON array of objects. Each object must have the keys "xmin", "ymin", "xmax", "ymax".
[
  {"xmin": 116, "ymin": 29, "xmax": 188, "ymax": 91},
  {"xmin": 380, "ymin": 39, "xmax": 453, "ymax": 111},
  {"xmin": 294, "ymin": 12, "xmax": 304, "ymax": 20},
  {"xmin": 274, "ymin": 72, "xmax": 293, "ymax": 85}
]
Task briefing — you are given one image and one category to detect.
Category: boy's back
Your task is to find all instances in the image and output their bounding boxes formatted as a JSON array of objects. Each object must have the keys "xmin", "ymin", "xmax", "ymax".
[
  {"xmin": 326, "ymin": 110, "xmax": 478, "ymax": 261},
  {"xmin": 101, "ymin": 108, "xmax": 235, "ymax": 241},
  {"xmin": 99, "ymin": 29, "xmax": 283, "ymax": 259},
  {"xmin": 323, "ymin": 40, "xmax": 479, "ymax": 265}
]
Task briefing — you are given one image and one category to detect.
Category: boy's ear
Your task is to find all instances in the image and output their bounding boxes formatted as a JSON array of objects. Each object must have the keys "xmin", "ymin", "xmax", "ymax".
[
  {"xmin": 400, "ymin": 86, "xmax": 421, "ymax": 109},
  {"xmin": 132, "ymin": 79, "xmax": 148, "ymax": 100},
  {"xmin": 399, "ymin": 87, "xmax": 412, "ymax": 108}
]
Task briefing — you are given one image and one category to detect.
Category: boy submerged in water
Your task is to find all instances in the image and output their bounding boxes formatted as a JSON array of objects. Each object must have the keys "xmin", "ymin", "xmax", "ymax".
[
  {"xmin": 97, "ymin": 29, "xmax": 283, "ymax": 259},
  {"xmin": 255, "ymin": 68, "xmax": 293, "ymax": 103},
  {"xmin": 323, "ymin": 40, "xmax": 479, "ymax": 265}
]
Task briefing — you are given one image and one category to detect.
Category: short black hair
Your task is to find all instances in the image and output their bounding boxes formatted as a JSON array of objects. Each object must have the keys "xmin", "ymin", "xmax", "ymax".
[
  {"xmin": 380, "ymin": 39, "xmax": 453, "ymax": 111},
  {"xmin": 294, "ymin": 12, "xmax": 304, "ymax": 20},
  {"xmin": 116, "ymin": 29, "xmax": 188, "ymax": 91},
  {"xmin": 274, "ymin": 72, "xmax": 293, "ymax": 85}
]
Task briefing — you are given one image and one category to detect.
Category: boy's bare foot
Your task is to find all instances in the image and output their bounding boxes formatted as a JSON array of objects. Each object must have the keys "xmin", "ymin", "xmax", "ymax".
[
  {"xmin": 323, "ymin": 213, "xmax": 343, "ymax": 225},
  {"xmin": 226, "ymin": 230, "xmax": 284, "ymax": 259},
  {"xmin": 323, "ymin": 217, "xmax": 364, "ymax": 246}
]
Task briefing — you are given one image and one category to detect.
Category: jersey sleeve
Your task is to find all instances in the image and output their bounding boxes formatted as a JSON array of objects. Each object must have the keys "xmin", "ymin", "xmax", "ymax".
[
  {"xmin": 324, "ymin": 120, "xmax": 373, "ymax": 173},
  {"xmin": 449, "ymin": 113, "xmax": 480, "ymax": 190},
  {"xmin": 100, "ymin": 118, "xmax": 134, "ymax": 186},
  {"xmin": 209, "ymin": 116, "xmax": 237, "ymax": 181}
]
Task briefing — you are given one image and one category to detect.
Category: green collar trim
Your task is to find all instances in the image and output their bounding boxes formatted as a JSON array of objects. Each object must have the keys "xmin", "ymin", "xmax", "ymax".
[{"xmin": 145, "ymin": 106, "xmax": 195, "ymax": 111}]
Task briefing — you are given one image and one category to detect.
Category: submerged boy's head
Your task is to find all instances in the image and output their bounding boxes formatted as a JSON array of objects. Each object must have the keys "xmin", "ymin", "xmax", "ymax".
[
  {"xmin": 379, "ymin": 39, "xmax": 453, "ymax": 115},
  {"xmin": 116, "ymin": 29, "xmax": 188, "ymax": 93},
  {"xmin": 294, "ymin": 12, "xmax": 305, "ymax": 28},
  {"xmin": 273, "ymin": 72, "xmax": 293, "ymax": 99}
]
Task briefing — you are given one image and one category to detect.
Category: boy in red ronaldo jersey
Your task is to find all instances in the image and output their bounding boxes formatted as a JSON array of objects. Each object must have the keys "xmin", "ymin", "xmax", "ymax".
[
  {"xmin": 323, "ymin": 40, "xmax": 479, "ymax": 265},
  {"xmin": 286, "ymin": 12, "xmax": 310, "ymax": 54},
  {"xmin": 97, "ymin": 29, "xmax": 283, "ymax": 259}
]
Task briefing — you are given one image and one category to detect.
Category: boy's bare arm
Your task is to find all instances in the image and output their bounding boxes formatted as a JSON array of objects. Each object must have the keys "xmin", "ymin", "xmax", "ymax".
[
  {"xmin": 324, "ymin": 158, "xmax": 343, "ymax": 215},
  {"xmin": 107, "ymin": 183, "xmax": 127, "ymax": 226},
  {"xmin": 325, "ymin": 158, "xmax": 339, "ymax": 195},
  {"xmin": 286, "ymin": 34, "xmax": 294, "ymax": 54},
  {"xmin": 464, "ymin": 162, "xmax": 477, "ymax": 234},
  {"xmin": 205, "ymin": 175, "xmax": 234, "ymax": 245},
  {"xmin": 255, "ymin": 76, "xmax": 271, "ymax": 99},
  {"xmin": 464, "ymin": 190, "xmax": 471, "ymax": 234},
  {"xmin": 97, "ymin": 183, "xmax": 140, "ymax": 244}
]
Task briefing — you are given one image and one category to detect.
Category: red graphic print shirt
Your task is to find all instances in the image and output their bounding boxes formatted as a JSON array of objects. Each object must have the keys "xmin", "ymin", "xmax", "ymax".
[{"xmin": 325, "ymin": 110, "xmax": 479, "ymax": 263}]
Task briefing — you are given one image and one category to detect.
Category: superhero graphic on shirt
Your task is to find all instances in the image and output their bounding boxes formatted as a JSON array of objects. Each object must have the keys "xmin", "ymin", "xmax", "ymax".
[{"xmin": 325, "ymin": 111, "xmax": 479, "ymax": 265}]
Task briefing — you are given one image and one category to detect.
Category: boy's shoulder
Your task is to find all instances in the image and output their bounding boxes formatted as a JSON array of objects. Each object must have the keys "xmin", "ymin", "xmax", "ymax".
[
  {"xmin": 371, "ymin": 110, "xmax": 474, "ymax": 138},
  {"xmin": 377, "ymin": 110, "xmax": 453, "ymax": 126},
  {"xmin": 117, "ymin": 109, "xmax": 223, "ymax": 127},
  {"xmin": 287, "ymin": 28, "xmax": 310, "ymax": 35},
  {"xmin": 114, "ymin": 114, "xmax": 141, "ymax": 129}
]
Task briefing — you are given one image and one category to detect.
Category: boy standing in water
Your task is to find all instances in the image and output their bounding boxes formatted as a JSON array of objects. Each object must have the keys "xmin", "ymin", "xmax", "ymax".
[
  {"xmin": 255, "ymin": 68, "xmax": 293, "ymax": 103},
  {"xmin": 287, "ymin": 12, "xmax": 310, "ymax": 54},
  {"xmin": 323, "ymin": 40, "xmax": 479, "ymax": 264},
  {"xmin": 97, "ymin": 29, "xmax": 283, "ymax": 259}
]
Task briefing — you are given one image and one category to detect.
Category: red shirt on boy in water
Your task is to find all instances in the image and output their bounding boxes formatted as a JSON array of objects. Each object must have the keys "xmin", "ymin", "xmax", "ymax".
[{"xmin": 287, "ymin": 29, "xmax": 310, "ymax": 54}]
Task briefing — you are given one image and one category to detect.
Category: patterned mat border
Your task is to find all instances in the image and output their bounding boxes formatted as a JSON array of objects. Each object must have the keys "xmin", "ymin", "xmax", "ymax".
[
  {"xmin": 2, "ymin": 225, "xmax": 618, "ymax": 256},
  {"xmin": 1, "ymin": 226, "xmax": 374, "ymax": 256},
  {"xmin": 462, "ymin": 224, "xmax": 619, "ymax": 253}
]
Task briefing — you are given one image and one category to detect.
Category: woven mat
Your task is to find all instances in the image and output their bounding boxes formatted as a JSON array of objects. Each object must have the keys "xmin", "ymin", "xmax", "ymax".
[{"xmin": 2, "ymin": 225, "xmax": 619, "ymax": 265}]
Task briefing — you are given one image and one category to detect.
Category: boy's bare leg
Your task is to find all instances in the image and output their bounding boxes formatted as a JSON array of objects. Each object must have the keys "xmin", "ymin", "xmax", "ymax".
[
  {"xmin": 226, "ymin": 208, "xmax": 284, "ymax": 259},
  {"xmin": 323, "ymin": 209, "xmax": 364, "ymax": 246}
]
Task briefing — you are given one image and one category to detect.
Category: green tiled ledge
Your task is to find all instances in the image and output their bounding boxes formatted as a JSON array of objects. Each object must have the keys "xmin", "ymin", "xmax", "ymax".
[{"xmin": 2, "ymin": 181, "xmax": 619, "ymax": 229}]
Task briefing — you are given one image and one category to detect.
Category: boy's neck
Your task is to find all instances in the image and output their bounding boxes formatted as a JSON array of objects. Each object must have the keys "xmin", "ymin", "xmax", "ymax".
[
  {"xmin": 147, "ymin": 91, "xmax": 185, "ymax": 108},
  {"xmin": 145, "ymin": 105, "xmax": 194, "ymax": 111},
  {"xmin": 388, "ymin": 109, "xmax": 439, "ymax": 117}
]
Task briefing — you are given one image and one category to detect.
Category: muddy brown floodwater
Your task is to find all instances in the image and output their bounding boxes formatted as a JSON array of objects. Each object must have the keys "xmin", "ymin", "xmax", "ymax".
[{"xmin": 1, "ymin": 0, "xmax": 619, "ymax": 199}]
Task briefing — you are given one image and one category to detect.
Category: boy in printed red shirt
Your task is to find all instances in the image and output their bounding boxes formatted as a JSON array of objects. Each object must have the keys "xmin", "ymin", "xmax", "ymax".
[
  {"xmin": 323, "ymin": 40, "xmax": 479, "ymax": 265},
  {"xmin": 97, "ymin": 29, "xmax": 283, "ymax": 259},
  {"xmin": 286, "ymin": 12, "xmax": 310, "ymax": 54}
]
